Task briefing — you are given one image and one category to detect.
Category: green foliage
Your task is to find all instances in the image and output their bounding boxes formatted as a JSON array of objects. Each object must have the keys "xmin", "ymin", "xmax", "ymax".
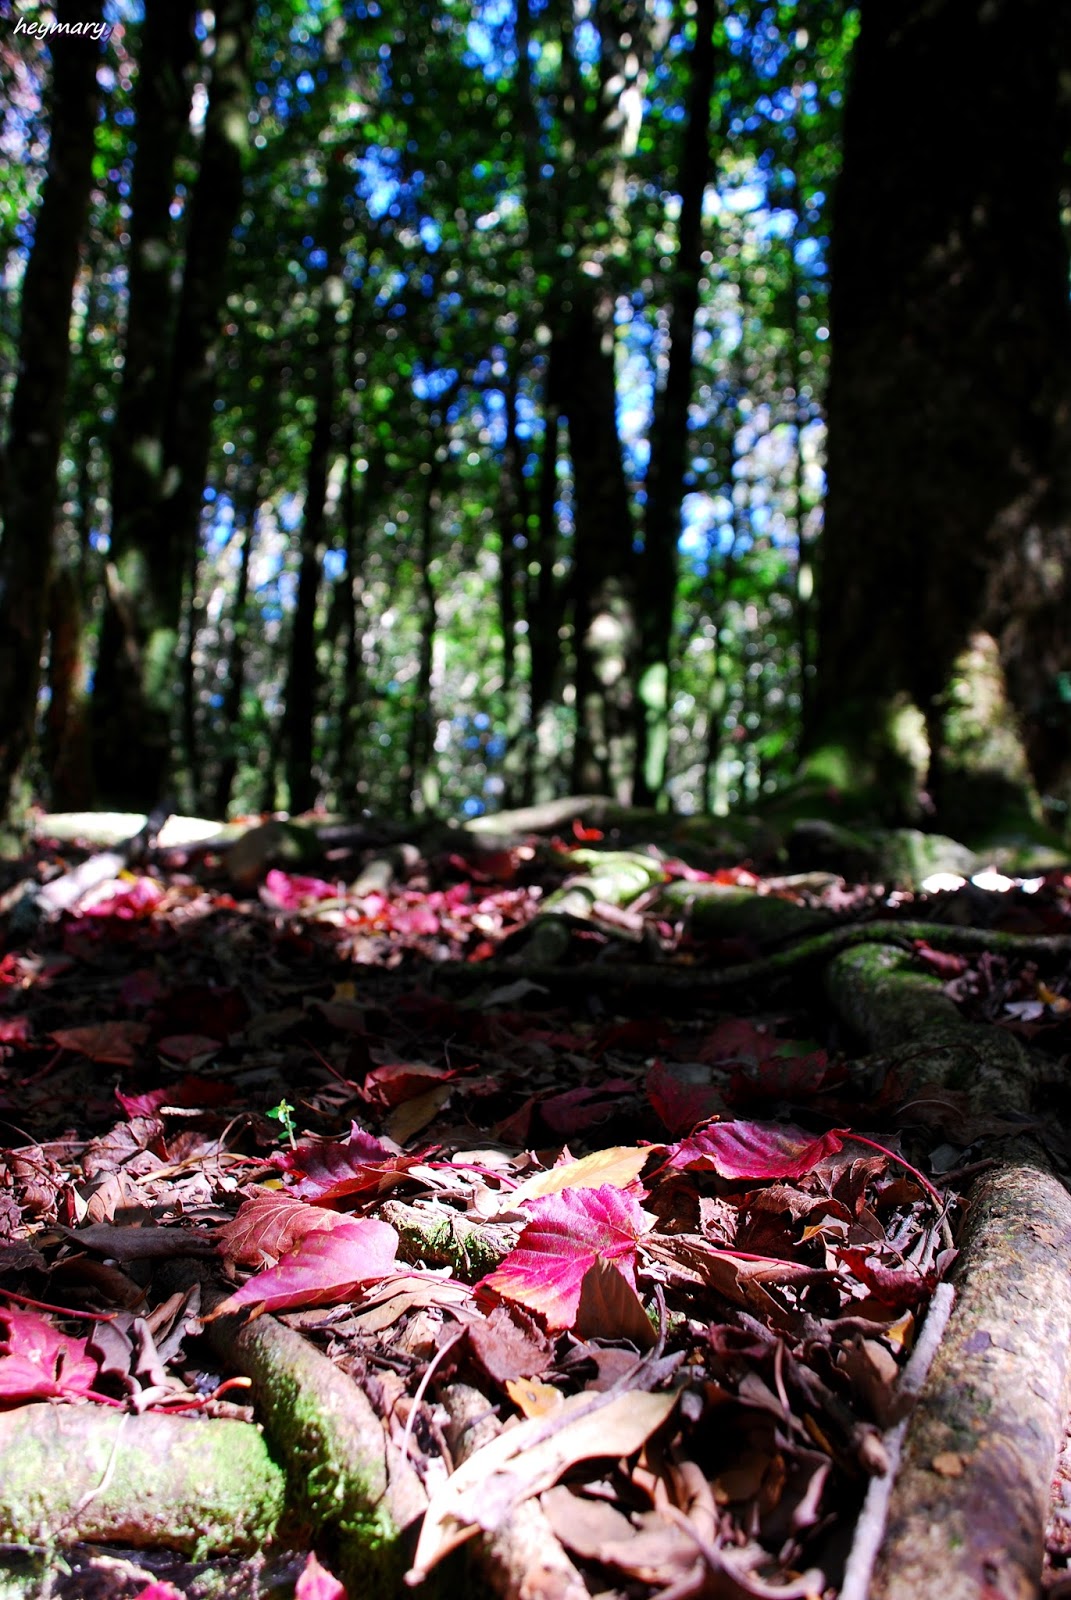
[{"xmin": 6, "ymin": 0, "xmax": 863, "ymax": 819}]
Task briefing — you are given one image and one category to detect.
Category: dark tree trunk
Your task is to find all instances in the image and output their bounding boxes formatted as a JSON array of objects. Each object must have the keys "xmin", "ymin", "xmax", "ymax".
[
  {"xmin": 632, "ymin": 0, "xmax": 717, "ymax": 806},
  {"xmin": 554, "ymin": 287, "xmax": 636, "ymax": 797},
  {"xmin": 336, "ymin": 434, "xmax": 387, "ymax": 805},
  {"xmin": 92, "ymin": 0, "xmax": 253, "ymax": 809},
  {"xmin": 405, "ymin": 452, "xmax": 443, "ymax": 817},
  {"xmin": 809, "ymin": 0, "xmax": 1071, "ymax": 826},
  {"xmin": 0, "ymin": 1, "xmax": 102, "ymax": 817},
  {"xmin": 283, "ymin": 162, "xmax": 352, "ymax": 816},
  {"xmin": 213, "ymin": 491, "xmax": 258, "ymax": 819},
  {"xmin": 520, "ymin": 391, "xmax": 565, "ymax": 804}
]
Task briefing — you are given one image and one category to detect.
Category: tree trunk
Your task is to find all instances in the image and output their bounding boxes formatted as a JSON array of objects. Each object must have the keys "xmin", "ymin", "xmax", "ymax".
[
  {"xmin": 92, "ymin": 0, "xmax": 253, "ymax": 809},
  {"xmin": 283, "ymin": 162, "xmax": 351, "ymax": 816},
  {"xmin": 554, "ymin": 287, "xmax": 636, "ymax": 798},
  {"xmin": 632, "ymin": 0, "xmax": 717, "ymax": 806},
  {"xmin": 809, "ymin": 0, "xmax": 1071, "ymax": 829},
  {"xmin": 0, "ymin": 1, "xmax": 102, "ymax": 818},
  {"xmin": 405, "ymin": 451, "xmax": 443, "ymax": 817}
]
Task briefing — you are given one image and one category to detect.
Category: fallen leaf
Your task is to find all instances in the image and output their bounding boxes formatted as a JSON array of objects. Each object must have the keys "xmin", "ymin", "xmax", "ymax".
[
  {"xmin": 665, "ymin": 1120, "xmax": 846, "ymax": 1180},
  {"xmin": 50, "ymin": 1021, "xmax": 150, "ymax": 1067},
  {"xmin": 505, "ymin": 1376, "xmax": 564, "ymax": 1418},
  {"xmin": 295, "ymin": 1550, "xmax": 347, "ymax": 1599},
  {"xmin": 209, "ymin": 1217, "xmax": 399, "ymax": 1318},
  {"xmin": 479, "ymin": 1185, "xmax": 653, "ymax": 1330},
  {"xmin": 218, "ymin": 1193, "xmax": 356, "ymax": 1266},
  {"xmin": 509, "ymin": 1145, "xmax": 654, "ymax": 1208}
]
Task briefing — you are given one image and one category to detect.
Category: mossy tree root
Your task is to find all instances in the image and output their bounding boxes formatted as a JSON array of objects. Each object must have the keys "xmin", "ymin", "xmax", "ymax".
[{"xmin": 0, "ymin": 1403, "xmax": 286, "ymax": 1554}]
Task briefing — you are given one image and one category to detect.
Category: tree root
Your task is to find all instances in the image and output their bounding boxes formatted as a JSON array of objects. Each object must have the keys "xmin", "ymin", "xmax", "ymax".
[
  {"xmin": 155, "ymin": 1261, "xmax": 426, "ymax": 1598},
  {"xmin": 440, "ymin": 1382, "xmax": 588, "ymax": 1600},
  {"xmin": 0, "ymin": 1403, "xmax": 286, "ymax": 1553},
  {"xmin": 431, "ymin": 918, "xmax": 1071, "ymax": 999},
  {"xmin": 871, "ymin": 1162, "xmax": 1071, "ymax": 1600}
]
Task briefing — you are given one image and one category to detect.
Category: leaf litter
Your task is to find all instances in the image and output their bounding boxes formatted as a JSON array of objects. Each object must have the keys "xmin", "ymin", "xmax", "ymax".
[{"xmin": 3, "ymin": 828, "xmax": 1068, "ymax": 1597}]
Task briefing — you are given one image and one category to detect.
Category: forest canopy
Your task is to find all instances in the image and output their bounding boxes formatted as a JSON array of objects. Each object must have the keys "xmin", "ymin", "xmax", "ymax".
[{"xmin": 0, "ymin": 0, "xmax": 1069, "ymax": 837}]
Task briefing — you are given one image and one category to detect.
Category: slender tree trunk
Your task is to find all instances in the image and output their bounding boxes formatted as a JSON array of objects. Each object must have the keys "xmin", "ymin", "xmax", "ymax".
[
  {"xmin": 92, "ymin": 0, "xmax": 253, "ymax": 808},
  {"xmin": 0, "ymin": 1, "xmax": 102, "ymax": 817},
  {"xmin": 283, "ymin": 163, "xmax": 351, "ymax": 815},
  {"xmin": 213, "ymin": 489, "xmax": 258, "ymax": 818},
  {"xmin": 521, "ymin": 394, "xmax": 564, "ymax": 804},
  {"xmin": 406, "ymin": 452, "xmax": 443, "ymax": 817},
  {"xmin": 554, "ymin": 287, "xmax": 636, "ymax": 797},
  {"xmin": 632, "ymin": 0, "xmax": 717, "ymax": 806}
]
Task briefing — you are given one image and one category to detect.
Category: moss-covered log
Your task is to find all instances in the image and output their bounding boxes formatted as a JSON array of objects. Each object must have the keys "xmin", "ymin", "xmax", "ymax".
[{"xmin": 0, "ymin": 1404, "xmax": 285, "ymax": 1553}]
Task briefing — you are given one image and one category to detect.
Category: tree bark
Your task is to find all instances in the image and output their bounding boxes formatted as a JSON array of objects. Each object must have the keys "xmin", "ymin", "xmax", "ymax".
[
  {"xmin": 283, "ymin": 154, "xmax": 353, "ymax": 815},
  {"xmin": 633, "ymin": 0, "xmax": 717, "ymax": 806},
  {"xmin": 92, "ymin": 0, "xmax": 253, "ymax": 809},
  {"xmin": 0, "ymin": 1, "xmax": 102, "ymax": 818},
  {"xmin": 809, "ymin": 0, "xmax": 1071, "ymax": 825}
]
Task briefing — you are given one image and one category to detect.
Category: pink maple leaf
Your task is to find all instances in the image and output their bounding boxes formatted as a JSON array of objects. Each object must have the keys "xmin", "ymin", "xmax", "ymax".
[
  {"xmin": 295, "ymin": 1551, "xmax": 347, "ymax": 1600},
  {"xmin": 211, "ymin": 1217, "xmax": 398, "ymax": 1317},
  {"xmin": 479, "ymin": 1184, "xmax": 652, "ymax": 1331},
  {"xmin": 664, "ymin": 1120, "xmax": 846, "ymax": 1180},
  {"xmin": 0, "ymin": 1305, "xmax": 103, "ymax": 1402}
]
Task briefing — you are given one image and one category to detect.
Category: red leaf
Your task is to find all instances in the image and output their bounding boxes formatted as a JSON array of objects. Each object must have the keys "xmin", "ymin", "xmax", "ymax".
[
  {"xmin": 218, "ymin": 1193, "xmax": 354, "ymax": 1266},
  {"xmin": 295, "ymin": 1552, "xmax": 347, "ymax": 1600},
  {"xmin": 50, "ymin": 1021, "xmax": 149, "ymax": 1067},
  {"xmin": 0, "ymin": 1017, "xmax": 30, "ymax": 1045},
  {"xmin": 694, "ymin": 1018, "xmax": 773, "ymax": 1066},
  {"xmin": 913, "ymin": 941, "xmax": 970, "ymax": 978},
  {"xmin": 0, "ymin": 1305, "xmax": 102, "ymax": 1402},
  {"xmin": 211, "ymin": 1217, "xmax": 398, "ymax": 1317},
  {"xmin": 116, "ymin": 1075, "xmax": 233, "ymax": 1120},
  {"xmin": 836, "ymin": 1247, "xmax": 939, "ymax": 1308},
  {"xmin": 263, "ymin": 869, "xmax": 340, "ymax": 908},
  {"xmin": 362, "ymin": 1060, "xmax": 452, "ymax": 1108},
  {"xmin": 646, "ymin": 1059, "xmax": 725, "ymax": 1135},
  {"xmin": 540, "ymin": 1078, "xmax": 633, "ymax": 1135},
  {"xmin": 272, "ymin": 1126, "xmax": 420, "ymax": 1202},
  {"xmin": 479, "ymin": 1185, "xmax": 652, "ymax": 1331},
  {"xmin": 80, "ymin": 876, "xmax": 165, "ymax": 918},
  {"xmin": 665, "ymin": 1120, "xmax": 846, "ymax": 1179}
]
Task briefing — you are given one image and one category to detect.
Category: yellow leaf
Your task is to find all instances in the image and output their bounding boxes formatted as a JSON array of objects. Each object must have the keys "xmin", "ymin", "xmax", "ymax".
[
  {"xmin": 509, "ymin": 1145, "xmax": 655, "ymax": 1208},
  {"xmin": 505, "ymin": 1377, "xmax": 564, "ymax": 1419}
]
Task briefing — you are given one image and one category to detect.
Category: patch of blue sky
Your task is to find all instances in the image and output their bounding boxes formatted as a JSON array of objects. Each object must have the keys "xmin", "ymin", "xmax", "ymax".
[
  {"xmin": 465, "ymin": 0, "xmax": 515, "ymax": 73},
  {"xmin": 323, "ymin": 548, "xmax": 347, "ymax": 581},
  {"xmin": 419, "ymin": 215, "xmax": 442, "ymax": 252},
  {"xmin": 413, "ymin": 366, "xmax": 459, "ymax": 402},
  {"xmin": 277, "ymin": 493, "xmax": 303, "ymax": 533},
  {"xmin": 357, "ymin": 147, "xmax": 402, "ymax": 219}
]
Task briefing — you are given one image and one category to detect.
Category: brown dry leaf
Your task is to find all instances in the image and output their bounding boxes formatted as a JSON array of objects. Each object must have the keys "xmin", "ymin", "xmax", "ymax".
[
  {"xmin": 407, "ymin": 1383, "xmax": 680, "ymax": 1581},
  {"xmin": 574, "ymin": 1256, "xmax": 656, "ymax": 1349},
  {"xmin": 932, "ymin": 1451, "xmax": 965, "ymax": 1477},
  {"xmin": 385, "ymin": 1083, "xmax": 452, "ymax": 1144},
  {"xmin": 507, "ymin": 1144, "xmax": 654, "ymax": 1208}
]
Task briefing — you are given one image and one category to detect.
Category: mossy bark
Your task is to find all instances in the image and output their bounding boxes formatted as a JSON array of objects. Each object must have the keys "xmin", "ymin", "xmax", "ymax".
[{"xmin": 0, "ymin": 1405, "xmax": 285, "ymax": 1553}]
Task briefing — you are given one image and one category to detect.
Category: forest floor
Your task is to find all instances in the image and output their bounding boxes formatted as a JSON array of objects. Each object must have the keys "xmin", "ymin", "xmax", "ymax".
[{"xmin": 0, "ymin": 805, "xmax": 1070, "ymax": 1600}]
